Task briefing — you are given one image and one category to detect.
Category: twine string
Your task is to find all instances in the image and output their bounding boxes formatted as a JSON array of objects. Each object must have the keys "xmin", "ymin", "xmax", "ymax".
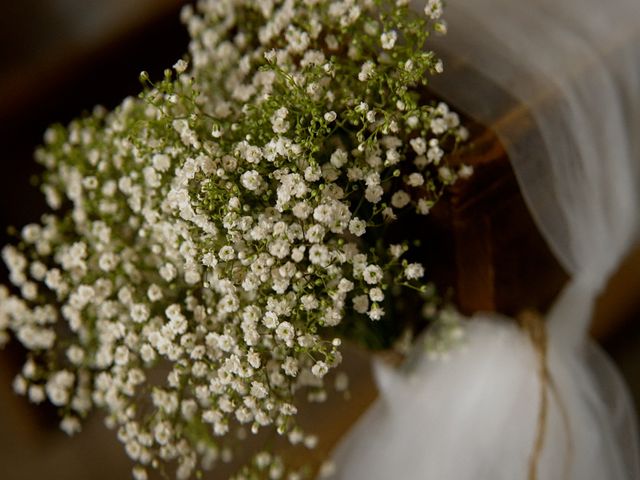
[{"xmin": 518, "ymin": 310, "xmax": 574, "ymax": 480}]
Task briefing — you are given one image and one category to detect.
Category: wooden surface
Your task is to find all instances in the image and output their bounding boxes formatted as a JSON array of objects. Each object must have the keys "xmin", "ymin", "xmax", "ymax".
[
  {"xmin": 427, "ymin": 122, "xmax": 640, "ymax": 340},
  {"xmin": 425, "ymin": 126, "xmax": 569, "ymax": 318},
  {"xmin": 593, "ymin": 243, "xmax": 640, "ymax": 339}
]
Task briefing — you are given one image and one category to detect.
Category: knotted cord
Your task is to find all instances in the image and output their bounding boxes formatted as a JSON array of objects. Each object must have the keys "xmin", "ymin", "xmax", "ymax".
[{"xmin": 518, "ymin": 310, "xmax": 573, "ymax": 480}]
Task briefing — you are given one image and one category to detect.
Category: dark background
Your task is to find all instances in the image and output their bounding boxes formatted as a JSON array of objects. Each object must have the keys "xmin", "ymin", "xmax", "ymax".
[
  {"xmin": 0, "ymin": 1, "xmax": 190, "ymax": 478},
  {"xmin": 0, "ymin": 1, "xmax": 639, "ymax": 479}
]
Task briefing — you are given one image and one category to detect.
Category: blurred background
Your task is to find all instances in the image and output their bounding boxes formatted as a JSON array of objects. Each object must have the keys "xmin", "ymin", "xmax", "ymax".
[
  {"xmin": 0, "ymin": 1, "xmax": 190, "ymax": 478},
  {"xmin": 1, "ymin": 1, "xmax": 639, "ymax": 479}
]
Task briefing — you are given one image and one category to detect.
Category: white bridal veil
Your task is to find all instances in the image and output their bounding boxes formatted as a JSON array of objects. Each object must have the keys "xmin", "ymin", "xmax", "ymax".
[{"xmin": 330, "ymin": 0, "xmax": 640, "ymax": 478}]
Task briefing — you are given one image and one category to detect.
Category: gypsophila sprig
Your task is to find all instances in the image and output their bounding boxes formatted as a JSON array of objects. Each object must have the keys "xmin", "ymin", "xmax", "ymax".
[{"xmin": 0, "ymin": 1, "xmax": 470, "ymax": 478}]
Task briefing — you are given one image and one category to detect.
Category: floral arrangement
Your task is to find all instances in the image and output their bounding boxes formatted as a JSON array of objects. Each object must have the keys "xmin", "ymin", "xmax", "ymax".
[{"xmin": 0, "ymin": 0, "xmax": 471, "ymax": 478}]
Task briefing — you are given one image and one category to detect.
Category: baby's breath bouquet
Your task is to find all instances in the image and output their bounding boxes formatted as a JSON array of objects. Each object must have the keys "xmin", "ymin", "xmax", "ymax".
[{"xmin": 0, "ymin": 0, "xmax": 471, "ymax": 478}]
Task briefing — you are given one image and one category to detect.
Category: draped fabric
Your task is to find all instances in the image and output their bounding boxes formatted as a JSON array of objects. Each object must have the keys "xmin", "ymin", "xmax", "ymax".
[{"xmin": 329, "ymin": 1, "xmax": 640, "ymax": 478}]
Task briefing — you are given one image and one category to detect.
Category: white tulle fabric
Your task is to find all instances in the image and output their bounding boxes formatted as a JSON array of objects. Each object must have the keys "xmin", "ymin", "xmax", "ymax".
[{"xmin": 329, "ymin": 1, "xmax": 640, "ymax": 478}]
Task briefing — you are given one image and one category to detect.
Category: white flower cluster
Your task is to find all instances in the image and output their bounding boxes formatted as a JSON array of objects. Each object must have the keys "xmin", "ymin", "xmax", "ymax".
[{"xmin": 0, "ymin": 1, "xmax": 470, "ymax": 478}]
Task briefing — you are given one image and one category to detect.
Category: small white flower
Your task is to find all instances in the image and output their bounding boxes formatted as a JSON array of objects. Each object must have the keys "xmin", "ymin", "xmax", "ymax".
[
  {"xmin": 366, "ymin": 110, "xmax": 376, "ymax": 123},
  {"xmin": 268, "ymin": 239, "xmax": 290, "ymax": 259},
  {"xmin": 60, "ymin": 416, "xmax": 81, "ymax": 436},
  {"xmin": 337, "ymin": 278, "xmax": 354, "ymax": 293},
  {"xmin": 309, "ymin": 244, "xmax": 330, "ymax": 267},
  {"xmin": 365, "ymin": 184, "xmax": 384, "ymax": 204},
  {"xmin": 369, "ymin": 287, "xmax": 384, "ymax": 302},
  {"xmin": 380, "ymin": 31, "xmax": 398, "ymax": 50},
  {"xmin": 276, "ymin": 321, "xmax": 295, "ymax": 344},
  {"xmin": 382, "ymin": 207, "xmax": 397, "ymax": 221},
  {"xmin": 311, "ymin": 361, "xmax": 329, "ymax": 378},
  {"xmin": 282, "ymin": 357, "xmax": 299, "ymax": 377},
  {"xmin": 439, "ymin": 166, "xmax": 455, "ymax": 182},
  {"xmin": 159, "ymin": 262, "xmax": 177, "ymax": 282},
  {"xmin": 427, "ymin": 146, "xmax": 443, "ymax": 164},
  {"xmin": 425, "ymin": 0, "xmax": 443, "ymax": 20},
  {"xmin": 271, "ymin": 107, "xmax": 290, "ymax": 134},
  {"xmin": 323, "ymin": 307, "xmax": 342, "ymax": 327},
  {"xmin": 325, "ymin": 34, "xmax": 339, "ymax": 50},
  {"xmin": 410, "ymin": 137, "xmax": 427, "ymax": 155},
  {"xmin": 321, "ymin": 163, "xmax": 340, "ymax": 182},
  {"xmin": 305, "ymin": 435, "xmax": 319, "ymax": 449},
  {"xmin": 211, "ymin": 125, "xmax": 224, "ymax": 138},
  {"xmin": 291, "ymin": 246, "xmax": 306, "ymax": 262},
  {"xmin": 407, "ymin": 172, "xmax": 424, "ymax": 187},
  {"xmin": 431, "ymin": 117, "xmax": 448, "ymax": 135},
  {"xmin": 459, "ymin": 165, "xmax": 474, "ymax": 179},
  {"xmin": 330, "ymin": 148, "xmax": 348, "ymax": 168},
  {"xmin": 247, "ymin": 350, "xmax": 261, "ymax": 369},
  {"xmin": 335, "ymin": 372, "xmax": 349, "ymax": 392},
  {"xmin": 147, "ymin": 284, "xmax": 163, "ymax": 302},
  {"xmin": 240, "ymin": 170, "xmax": 261, "ymax": 191},
  {"xmin": 358, "ymin": 60, "xmax": 375, "ymax": 81},
  {"xmin": 13, "ymin": 375, "xmax": 27, "ymax": 395},
  {"xmin": 386, "ymin": 148, "xmax": 400, "ymax": 165},
  {"xmin": 367, "ymin": 304, "xmax": 385, "ymax": 321},
  {"xmin": 304, "ymin": 165, "xmax": 322, "ymax": 182},
  {"xmin": 263, "ymin": 311, "xmax": 278, "ymax": 329},
  {"xmin": 173, "ymin": 59, "xmax": 188, "ymax": 73},
  {"xmin": 391, "ymin": 190, "xmax": 411, "ymax": 208},
  {"xmin": 154, "ymin": 422, "xmax": 172, "ymax": 445},
  {"xmin": 389, "ymin": 244, "xmax": 405, "ymax": 258},
  {"xmin": 324, "ymin": 111, "xmax": 337, "ymax": 123},
  {"xmin": 250, "ymin": 381, "xmax": 268, "ymax": 399},
  {"xmin": 220, "ymin": 294, "xmax": 239, "ymax": 313},
  {"xmin": 301, "ymin": 294, "xmax": 318, "ymax": 311},
  {"xmin": 202, "ymin": 252, "xmax": 218, "ymax": 268},
  {"xmin": 152, "ymin": 154, "xmax": 171, "ymax": 172},
  {"xmin": 348, "ymin": 218, "xmax": 367, "ymax": 237},
  {"xmin": 405, "ymin": 263, "xmax": 425, "ymax": 280},
  {"xmin": 140, "ymin": 344, "xmax": 156, "ymax": 363},
  {"xmin": 219, "ymin": 245, "xmax": 235, "ymax": 261},
  {"xmin": 28, "ymin": 385, "xmax": 45, "ymax": 404},
  {"xmin": 417, "ymin": 198, "xmax": 432, "ymax": 215},
  {"xmin": 292, "ymin": 202, "xmax": 312, "ymax": 219},
  {"xmin": 133, "ymin": 467, "xmax": 148, "ymax": 480},
  {"xmin": 305, "ymin": 224, "xmax": 326, "ymax": 243},
  {"xmin": 353, "ymin": 295, "xmax": 369, "ymax": 314},
  {"xmin": 355, "ymin": 102, "xmax": 369, "ymax": 114},
  {"xmin": 131, "ymin": 304, "xmax": 150, "ymax": 323},
  {"xmin": 347, "ymin": 167, "xmax": 363, "ymax": 181},
  {"xmin": 362, "ymin": 265, "xmax": 383, "ymax": 285},
  {"xmin": 264, "ymin": 49, "xmax": 277, "ymax": 63},
  {"xmin": 313, "ymin": 204, "xmax": 331, "ymax": 224}
]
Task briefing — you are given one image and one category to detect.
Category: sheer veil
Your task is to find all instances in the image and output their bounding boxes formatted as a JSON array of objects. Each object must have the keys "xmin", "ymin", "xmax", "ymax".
[{"xmin": 329, "ymin": 0, "xmax": 640, "ymax": 478}]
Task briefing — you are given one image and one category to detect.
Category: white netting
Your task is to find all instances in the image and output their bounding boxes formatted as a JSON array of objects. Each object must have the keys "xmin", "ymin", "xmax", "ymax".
[{"xmin": 330, "ymin": 1, "xmax": 640, "ymax": 477}]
